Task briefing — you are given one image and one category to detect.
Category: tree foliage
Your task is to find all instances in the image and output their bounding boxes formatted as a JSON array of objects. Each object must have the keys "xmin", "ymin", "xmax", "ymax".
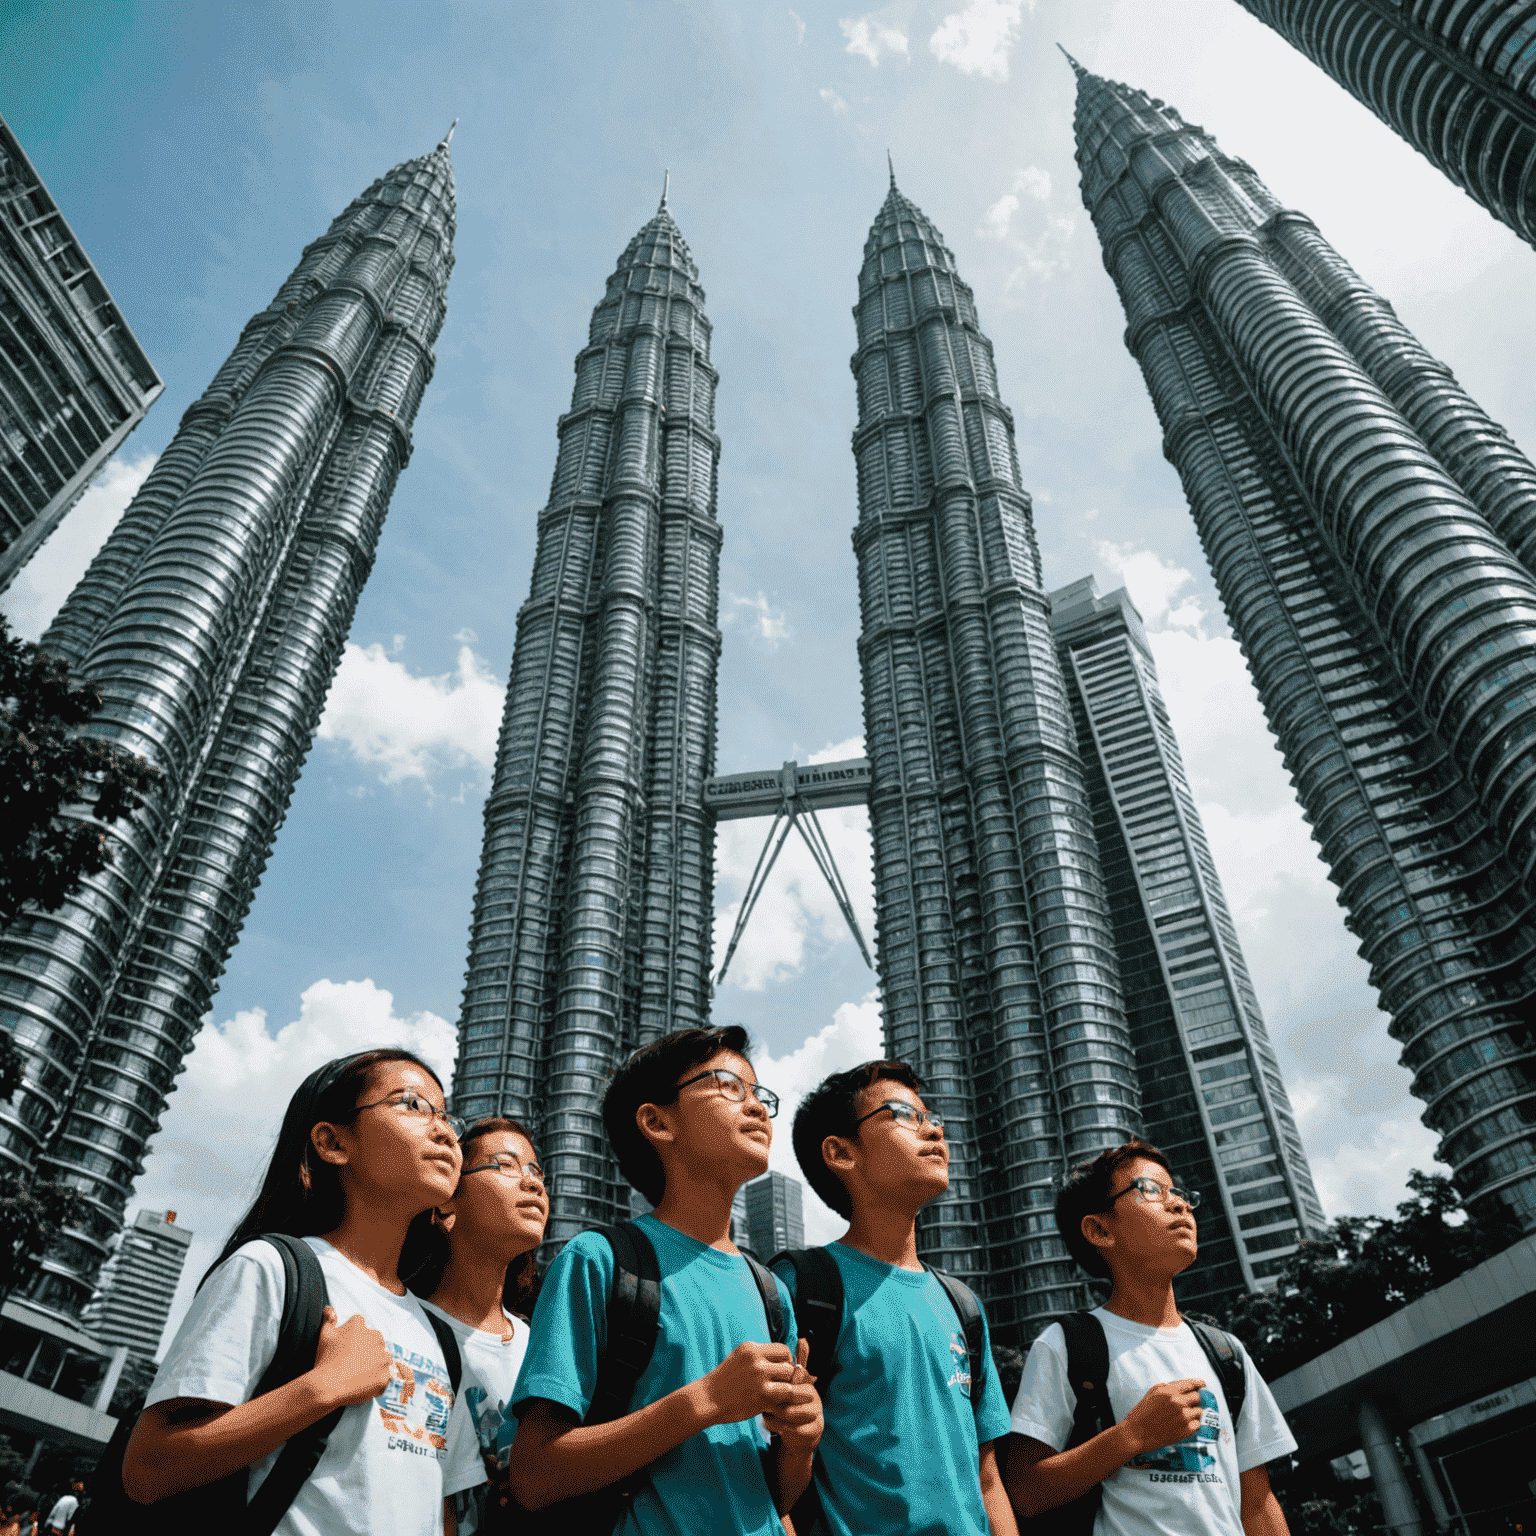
[
  {"xmin": 0, "ymin": 611, "xmax": 159, "ymax": 931},
  {"xmin": 1218, "ymin": 1169, "xmax": 1522, "ymax": 1379},
  {"xmin": 0, "ymin": 1172, "xmax": 90, "ymax": 1310}
]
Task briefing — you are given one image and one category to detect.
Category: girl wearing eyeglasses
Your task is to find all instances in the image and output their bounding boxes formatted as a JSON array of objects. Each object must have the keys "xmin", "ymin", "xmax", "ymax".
[
  {"xmin": 410, "ymin": 1118, "xmax": 550, "ymax": 1536},
  {"xmin": 119, "ymin": 1049, "xmax": 482, "ymax": 1534}
]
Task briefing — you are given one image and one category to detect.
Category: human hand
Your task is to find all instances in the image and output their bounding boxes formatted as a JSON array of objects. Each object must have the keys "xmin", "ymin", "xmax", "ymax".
[
  {"xmin": 312, "ymin": 1305, "xmax": 394, "ymax": 1408},
  {"xmin": 697, "ymin": 1341, "xmax": 800, "ymax": 1426},
  {"xmin": 1122, "ymin": 1378, "xmax": 1208, "ymax": 1457},
  {"xmin": 761, "ymin": 1338, "xmax": 822, "ymax": 1455}
]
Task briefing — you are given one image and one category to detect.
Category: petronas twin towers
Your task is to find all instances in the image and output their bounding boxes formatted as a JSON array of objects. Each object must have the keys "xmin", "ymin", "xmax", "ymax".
[{"xmin": 4, "ymin": 21, "xmax": 1535, "ymax": 1335}]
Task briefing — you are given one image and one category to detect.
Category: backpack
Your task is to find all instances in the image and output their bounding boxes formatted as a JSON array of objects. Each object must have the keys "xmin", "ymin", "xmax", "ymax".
[
  {"xmin": 769, "ymin": 1245, "xmax": 990, "ymax": 1536},
  {"xmin": 1018, "ymin": 1311, "xmax": 1247, "ymax": 1536},
  {"xmin": 512, "ymin": 1221, "xmax": 791, "ymax": 1536},
  {"xmin": 77, "ymin": 1233, "xmax": 463, "ymax": 1536}
]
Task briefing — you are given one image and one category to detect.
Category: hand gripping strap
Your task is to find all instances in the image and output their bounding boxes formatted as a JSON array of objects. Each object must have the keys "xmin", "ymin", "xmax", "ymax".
[{"xmin": 922, "ymin": 1262, "xmax": 987, "ymax": 1421}]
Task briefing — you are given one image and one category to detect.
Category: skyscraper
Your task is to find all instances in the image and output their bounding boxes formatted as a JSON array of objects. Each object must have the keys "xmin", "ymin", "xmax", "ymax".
[
  {"xmin": 1232, "ymin": 0, "xmax": 1536, "ymax": 250},
  {"xmin": 82, "ymin": 1207, "xmax": 192, "ymax": 1360},
  {"xmin": 1050, "ymin": 577, "xmax": 1326, "ymax": 1303},
  {"xmin": 850, "ymin": 172, "xmax": 1141, "ymax": 1337},
  {"xmin": 0, "ymin": 131, "xmax": 457, "ymax": 1314},
  {"xmin": 1070, "ymin": 58, "xmax": 1536, "ymax": 1231},
  {"xmin": 745, "ymin": 1170, "xmax": 805, "ymax": 1261},
  {"xmin": 453, "ymin": 190, "xmax": 722, "ymax": 1245},
  {"xmin": 0, "ymin": 112, "xmax": 162, "ymax": 591}
]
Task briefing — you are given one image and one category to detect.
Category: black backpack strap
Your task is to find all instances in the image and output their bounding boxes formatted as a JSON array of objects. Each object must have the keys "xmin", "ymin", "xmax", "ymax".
[
  {"xmin": 770, "ymin": 1246, "xmax": 844, "ymax": 1396},
  {"xmin": 243, "ymin": 1234, "xmax": 339, "ymax": 1536},
  {"xmin": 1187, "ymin": 1319, "xmax": 1245, "ymax": 1427},
  {"xmin": 922, "ymin": 1263, "xmax": 988, "ymax": 1421},
  {"xmin": 423, "ymin": 1309, "xmax": 464, "ymax": 1396},
  {"xmin": 740, "ymin": 1251, "xmax": 788, "ymax": 1346},
  {"xmin": 589, "ymin": 1222, "xmax": 662, "ymax": 1425},
  {"xmin": 1060, "ymin": 1310, "xmax": 1115, "ymax": 1446}
]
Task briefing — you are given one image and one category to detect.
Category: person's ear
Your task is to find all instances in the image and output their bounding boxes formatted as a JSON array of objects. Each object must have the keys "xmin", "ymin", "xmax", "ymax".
[
  {"xmin": 822, "ymin": 1133, "xmax": 857, "ymax": 1175},
  {"xmin": 636, "ymin": 1102, "xmax": 677, "ymax": 1150},
  {"xmin": 310, "ymin": 1121, "xmax": 350, "ymax": 1169},
  {"xmin": 1081, "ymin": 1210, "xmax": 1114, "ymax": 1261}
]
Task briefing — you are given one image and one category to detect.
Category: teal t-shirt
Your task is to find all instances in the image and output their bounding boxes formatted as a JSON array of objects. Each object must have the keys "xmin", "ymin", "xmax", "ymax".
[
  {"xmin": 772, "ymin": 1241, "xmax": 1011, "ymax": 1536},
  {"xmin": 512, "ymin": 1213, "xmax": 796, "ymax": 1536}
]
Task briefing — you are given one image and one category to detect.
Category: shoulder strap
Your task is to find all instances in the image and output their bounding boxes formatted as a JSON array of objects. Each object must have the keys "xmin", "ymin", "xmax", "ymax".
[
  {"xmin": 589, "ymin": 1222, "xmax": 662, "ymax": 1426},
  {"xmin": 923, "ymin": 1262, "xmax": 987, "ymax": 1420},
  {"xmin": 1187, "ymin": 1320, "xmax": 1245, "ymax": 1426},
  {"xmin": 1060, "ymin": 1310, "xmax": 1115, "ymax": 1445},
  {"xmin": 423, "ymin": 1309, "xmax": 464, "ymax": 1396},
  {"xmin": 770, "ymin": 1246, "xmax": 844, "ymax": 1396},
  {"xmin": 740, "ymin": 1251, "xmax": 788, "ymax": 1346}
]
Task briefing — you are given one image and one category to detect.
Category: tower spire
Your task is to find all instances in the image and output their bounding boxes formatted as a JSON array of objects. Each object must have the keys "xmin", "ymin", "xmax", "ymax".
[
  {"xmin": 1057, "ymin": 43, "xmax": 1086, "ymax": 78},
  {"xmin": 440, "ymin": 117, "xmax": 458, "ymax": 149},
  {"xmin": 660, "ymin": 168, "xmax": 670, "ymax": 210},
  {"xmin": 887, "ymin": 149, "xmax": 896, "ymax": 188}
]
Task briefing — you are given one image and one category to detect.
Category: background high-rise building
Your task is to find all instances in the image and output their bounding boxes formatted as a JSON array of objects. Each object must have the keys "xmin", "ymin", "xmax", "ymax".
[
  {"xmin": 453, "ymin": 192, "xmax": 723, "ymax": 1246},
  {"xmin": 82, "ymin": 1207, "xmax": 191, "ymax": 1360},
  {"xmin": 0, "ymin": 112, "xmax": 162, "ymax": 591},
  {"xmin": 1050, "ymin": 577, "xmax": 1326, "ymax": 1304},
  {"xmin": 1070, "ymin": 58, "xmax": 1536, "ymax": 1232},
  {"xmin": 850, "ymin": 173, "xmax": 1141, "ymax": 1339},
  {"xmin": 0, "ymin": 132, "xmax": 457, "ymax": 1315},
  {"xmin": 745, "ymin": 1170, "xmax": 805, "ymax": 1261},
  {"xmin": 1231, "ymin": 0, "xmax": 1536, "ymax": 251}
]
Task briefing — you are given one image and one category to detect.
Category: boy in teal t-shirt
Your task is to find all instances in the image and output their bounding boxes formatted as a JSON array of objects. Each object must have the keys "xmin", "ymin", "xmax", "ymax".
[
  {"xmin": 507, "ymin": 1026, "xmax": 822, "ymax": 1534},
  {"xmin": 776, "ymin": 1060, "xmax": 1017, "ymax": 1536}
]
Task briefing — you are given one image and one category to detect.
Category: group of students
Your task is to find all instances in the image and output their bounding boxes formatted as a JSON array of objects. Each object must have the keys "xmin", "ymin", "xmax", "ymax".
[{"xmin": 115, "ymin": 1024, "xmax": 1299, "ymax": 1535}]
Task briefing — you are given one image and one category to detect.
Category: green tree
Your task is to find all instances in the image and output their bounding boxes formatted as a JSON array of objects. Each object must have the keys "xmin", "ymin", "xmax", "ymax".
[
  {"xmin": 0, "ymin": 1173, "xmax": 90, "ymax": 1309},
  {"xmin": 0, "ymin": 611, "xmax": 158, "ymax": 931},
  {"xmin": 1220, "ymin": 1170, "xmax": 1522, "ymax": 1379}
]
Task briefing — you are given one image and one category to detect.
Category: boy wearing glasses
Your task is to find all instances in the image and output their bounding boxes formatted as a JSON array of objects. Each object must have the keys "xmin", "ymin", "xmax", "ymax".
[
  {"xmin": 1006, "ymin": 1140, "xmax": 1295, "ymax": 1536},
  {"xmin": 776, "ymin": 1060, "xmax": 1017, "ymax": 1536},
  {"xmin": 507, "ymin": 1025, "xmax": 822, "ymax": 1534}
]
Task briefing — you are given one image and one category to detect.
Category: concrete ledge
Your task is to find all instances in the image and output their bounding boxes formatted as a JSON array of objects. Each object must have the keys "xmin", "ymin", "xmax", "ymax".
[{"xmin": 0, "ymin": 1370, "xmax": 117, "ymax": 1450}]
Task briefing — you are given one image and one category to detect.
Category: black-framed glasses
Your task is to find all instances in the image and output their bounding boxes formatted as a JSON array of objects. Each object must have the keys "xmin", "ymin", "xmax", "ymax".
[
  {"xmin": 354, "ymin": 1091, "xmax": 467, "ymax": 1142},
  {"xmin": 854, "ymin": 1100, "xmax": 945, "ymax": 1133},
  {"xmin": 463, "ymin": 1151, "xmax": 546, "ymax": 1184},
  {"xmin": 1108, "ymin": 1176, "xmax": 1200, "ymax": 1210},
  {"xmin": 676, "ymin": 1067, "xmax": 780, "ymax": 1118}
]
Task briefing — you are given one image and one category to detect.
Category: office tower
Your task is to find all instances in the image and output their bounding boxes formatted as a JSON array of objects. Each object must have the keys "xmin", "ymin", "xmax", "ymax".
[
  {"xmin": 745, "ymin": 1170, "xmax": 805, "ymax": 1261},
  {"xmin": 851, "ymin": 171, "xmax": 1140, "ymax": 1337},
  {"xmin": 1070, "ymin": 58, "xmax": 1536, "ymax": 1230},
  {"xmin": 0, "ymin": 112, "xmax": 162, "ymax": 591},
  {"xmin": 1050, "ymin": 578, "xmax": 1327, "ymax": 1302},
  {"xmin": 0, "ymin": 131, "xmax": 457, "ymax": 1314},
  {"xmin": 82, "ymin": 1207, "xmax": 192, "ymax": 1360},
  {"xmin": 1232, "ymin": 0, "xmax": 1536, "ymax": 250},
  {"xmin": 453, "ymin": 189, "xmax": 722, "ymax": 1245}
]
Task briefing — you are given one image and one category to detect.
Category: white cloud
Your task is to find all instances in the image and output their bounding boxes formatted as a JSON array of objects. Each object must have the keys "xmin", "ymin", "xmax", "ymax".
[
  {"xmin": 317, "ymin": 636, "xmax": 504, "ymax": 788},
  {"xmin": 979, "ymin": 165, "xmax": 1053, "ymax": 241},
  {"xmin": 1, "ymin": 454, "xmax": 156, "ymax": 643},
  {"xmin": 1094, "ymin": 539, "xmax": 1206, "ymax": 631},
  {"xmin": 789, "ymin": 8, "xmax": 806, "ymax": 44},
  {"xmin": 750, "ymin": 991, "xmax": 885, "ymax": 1243},
  {"xmin": 929, "ymin": 0, "xmax": 1025, "ymax": 81},
  {"xmin": 134, "ymin": 978, "xmax": 459, "ymax": 1355},
  {"xmin": 982, "ymin": 193, "xmax": 1020, "ymax": 240},
  {"xmin": 839, "ymin": 13, "xmax": 909, "ymax": 66},
  {"xmin": 726, "ymin": 590, "xmax": 791, "ymax": 644},
  {"xmin": 819, "ymin": 87, "xmax": 850, "ymax": 117}
]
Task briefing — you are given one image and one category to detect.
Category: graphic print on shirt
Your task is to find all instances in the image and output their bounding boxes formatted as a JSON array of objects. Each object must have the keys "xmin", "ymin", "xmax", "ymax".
[
  {"xmin": 378, "ymin": 1341, "xmax": 455, "ymax": 1455},
  {"xmin": 947, "ymin": 1331, "xmax": 972, "ymax": 1399},
  {"xmin": 1127, "ymin": 1389, "xmax": 1222, "ymax": 1475},
  {"xmin": 464, "ymin": 1384, "xmax": 516, "ymax": 1468}
]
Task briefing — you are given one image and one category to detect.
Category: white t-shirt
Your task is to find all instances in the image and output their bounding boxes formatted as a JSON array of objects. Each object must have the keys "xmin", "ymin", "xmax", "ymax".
[
  {"xmin": 1009, "ymin": 1308, "xmax": 1297, "ymax": 1536},
  {"xmin": 42, "ymin": 1494, "xmax": 76, "ymax": 1532},
  {"xmin": 149, "ymin": 1236, "xmax": 482, "ymax": 1536},
  {"xmin": 419, "ymin": 1301, "xmax": 530, "ymax": 1536}
]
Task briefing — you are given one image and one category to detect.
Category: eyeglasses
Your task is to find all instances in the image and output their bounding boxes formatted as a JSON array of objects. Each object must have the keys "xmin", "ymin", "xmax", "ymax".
[
  {"xmin": 676, "ymin": 1067, "xmax": 780, "ymax": 1118},
  {"xmin": 1108, "ymin": 1176, "xmax": 1200, "ymax": 1210},
  {"xmin": 463, "ymin": 1151, "xmax": 546, "ymax": 1184},
  {"xmin": 354, "ymin": 1091, "xmax": 467, "ymax": 1142},
  {"xmin": 854, "ymin": 1100, "xmax": 945, "ymax": 1133}
]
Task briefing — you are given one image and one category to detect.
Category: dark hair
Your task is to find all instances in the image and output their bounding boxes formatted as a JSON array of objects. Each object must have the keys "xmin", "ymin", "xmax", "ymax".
[
  {"xmin": 791, "ymin": 1059, "xmax": 923, "ymax": 1219},
  {"xmin": 1054, "ymin": 1139, "xmax": 1175, "ymax": 1279},
  {"xmin": 403, "ymin": 1116, "xmax": 544, "ymax": 1317},
  {"xmin": 207, "ymin": 1049, "xmax": 445, "ymax": 1281},
  {"xmin": 602, "ymin": 1026, "xmax": 752, "ymax": 1205}
]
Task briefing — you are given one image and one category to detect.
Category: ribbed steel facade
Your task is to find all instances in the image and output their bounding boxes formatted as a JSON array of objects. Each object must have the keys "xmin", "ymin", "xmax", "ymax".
[
  {"xmin": 1072, "ymin": 61, "xmax": 1536, "ymax": 1232},
  {"xmin": 851, "ymin": 177, "xmax": 1141, "ymax": 1338},
  {"xmin": 453, "ymin": 197, "xmax": 722, "ymax": 1246},
  {"xmin": 0, "ymin": 112, "xmax": 162, "ymax": 591},
  {"xmin": 1233, "ymin": 0, "xmax": 1536, "ymax": 249},
  {"xmin": 1050, "ymin": 577, "xmax": 1326, "ymax": 1305},
  {"xmin": 0, "ymin": 135, "xmax": 455, "ymax": 1314}
]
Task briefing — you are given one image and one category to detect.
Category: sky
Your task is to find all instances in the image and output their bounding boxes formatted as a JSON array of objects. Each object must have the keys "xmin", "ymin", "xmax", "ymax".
[{"xmin": 5, "ymin": 0, "xmax": 1534, "ymax": 1351}]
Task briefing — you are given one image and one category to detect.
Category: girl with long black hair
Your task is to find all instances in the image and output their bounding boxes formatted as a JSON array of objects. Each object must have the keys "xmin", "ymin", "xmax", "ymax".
[
  {"xmin": 123, "ymin": 1049, "xmax": 483, "ymax": 1533},
  {"xmin": 408, "ymin": 1116, "xmax": 549, "ymax": 1536}
]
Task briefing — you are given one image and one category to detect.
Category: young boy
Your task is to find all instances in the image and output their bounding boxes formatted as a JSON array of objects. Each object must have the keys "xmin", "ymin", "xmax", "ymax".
[
  {"xmin": 777, "ymin": 1059, "xmax": 1017, "ymax": 1536},
  {"xmin": 1007, "ymin": 1140, "xmax": 1296, "ymax": 1536},
  {"xmin": 506, "ymin": 1025, "xmax": 821, "ymax": 1534}
]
